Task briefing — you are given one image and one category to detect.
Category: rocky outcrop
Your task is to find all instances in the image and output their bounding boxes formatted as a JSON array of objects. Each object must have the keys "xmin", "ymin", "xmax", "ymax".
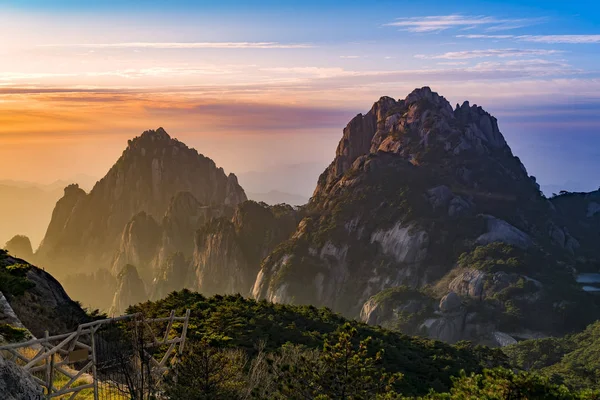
[
  {"xmin": 35, "ymin": 184, "xmax": 87, "ymax": 276},
  {"xmin": 193, "ymin": 201, "xmax": 300, "ymax": 297},
  {"xmin": 193, "ymin": 219, "xmax": 249, "ymax": 296},
  {"xmin": 111, "ymin": 212, "xmax": 162, "ymax": 280},
  {"xmin": 448, "ymin": 269, "xmax": 486, "ymax": 299},
  {"xmin": 252, "ymin": 87, "xmax": 600, "ymax": 343},
  {"xmin": 3, "ymin": 235, "xmax": 34, "ymax": 261},
  {"xmin": 255, "ymin": 88, "xmax": 547, "ymax": 316},
  {"xmin": 110, "ymin": 264, "xmax": 147, "ymax": 316},
  {"xmin": 0, "ymin": 355, "xmax": 44, "ymax": 400},
  {"xmin": 36, "ymin": 128, "xmax": 247, "ymax": 278},
  {"xmin": 359, "ymin": 286, "xmax": 433, "ymax": 328},
  {"xmin": 476, "ymin": 215, "xmax": 532, "ymax": 249},
  {"xmin": 151, "ymin": 252, "xmax": 191, "ymax": 300},
  {"xmin": 0, "ymin": 250, "xmax": 87, "ymax": 339},
  {"xmin": 370, "ymin": 223, "xmax": 429, "ymax": 264},
  {"xmin": 439, "ymin": 291, "xmax": 461, "ymax": 312},
  {"xmin": 111, "ymin": 193, "xmax": 231, "ymax": 286},
  {"xmin": 150, "ymin": 193, "xmax": 231, "ymax": 277},
  {"xmin": 550, "ymin": 190, "xmax": 600, "ymax": 259}
]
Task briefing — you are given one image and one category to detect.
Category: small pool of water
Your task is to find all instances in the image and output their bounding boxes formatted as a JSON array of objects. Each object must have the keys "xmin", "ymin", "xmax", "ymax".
[
  {"xmin": 582, "ymin": 286, "xmax": 600, "ymax": 292},
  {"xmin": 576, "ymin": 273, "xmax": 600, "ymax": 284}
]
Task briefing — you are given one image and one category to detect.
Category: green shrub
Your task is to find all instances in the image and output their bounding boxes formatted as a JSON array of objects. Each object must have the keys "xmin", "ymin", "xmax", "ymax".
[
  {"xmin": 0, "ymin": 323, "xmax": 30, "ymax": 342},
  {"xmin": 0, "ymin": 263, "xmax": 34, "ymax": 296}
]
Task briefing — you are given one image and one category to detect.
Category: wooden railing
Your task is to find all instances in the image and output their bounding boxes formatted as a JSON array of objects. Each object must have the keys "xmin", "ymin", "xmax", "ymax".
[{"xmin": 0, "ymin": 309, "xmax": 190, "ymax": 399}]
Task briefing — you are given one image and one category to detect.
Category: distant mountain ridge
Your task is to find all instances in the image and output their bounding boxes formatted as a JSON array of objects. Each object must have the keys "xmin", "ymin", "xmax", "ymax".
[
  {"xmin": 247, "ymin": 190, "xmax": 309, "ymax": 205},
  {"xmin": 36, "ymin": 127, "xmax": 247, "ymax": 279},
  {"xmin": 0, "ymin": 184, "xmax": 64, "ymax": 249}
]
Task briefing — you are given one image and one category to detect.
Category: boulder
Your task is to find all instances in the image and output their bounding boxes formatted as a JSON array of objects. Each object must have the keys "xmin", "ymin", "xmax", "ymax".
[
  {"xmin": 426, "ymin": 186, "xmax": 453, "ymax": 210},
  {"xmin": 439, "ymin": 291, "xmax": 462, "ymax": 312},
  {"xmin": 476, "ymin": 215, "xmax": 532, "ymax": 249},
  {"xmin": 0, "ymin": 355, "xmax": 43, "ymax": 400},
  {"xmin": 449, "ymin": 270, "xmax": 486, "ymax": 299},
  {"xmin": 492, "ymin": 331, "xmax": 517, "ymax": 347}
]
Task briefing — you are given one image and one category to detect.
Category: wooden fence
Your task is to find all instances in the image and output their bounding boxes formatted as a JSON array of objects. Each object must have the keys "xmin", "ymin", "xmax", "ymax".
[{"xmin": 0, "ymin": 310, "xmax": 190, "ymax": 399}]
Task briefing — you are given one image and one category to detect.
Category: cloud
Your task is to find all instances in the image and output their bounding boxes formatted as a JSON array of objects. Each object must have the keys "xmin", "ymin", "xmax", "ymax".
[
  {"xmin": 87, "ymin": 66, "xmax": 236, "ymax": 78},
  {"xmin": 436, "ymin": 62, "xmax": 469, "ymax": 66},
  {"xmin": 384, "ymin": 15, "xmax": 539, "ymax": 33},
  {"xmin": 458, "ymin": 34, "xmax": 600, "ymax": 44},
  {"xmin": 0, "ymin": 72, "xmax": 76, "ymax": 81},
  {"xmin": 416, "ymin": 48, "xmax": 561, "ymax": 59},
  {"xmin": 468, "ymin": 59, "xmax": 575, "ymax": 76},
  {"xmin": 38, "ymin": 42, "xmax": 313, "ymax": 49},
  {"xmin": 0, "ymin": 65, "xmax": 256, "ymax": 84},
  {"xmin": 340, "ymin": 55, "xmax": 361, "ymax": 59},
  {"xmin": 0, "ymin": 60, "xmax": 581, "ymax": 100},
  {"xmin": 457, "ymin": 35, "xmax": 515, "ymax": 39},
  {"xmin": 144, "ymin": 102, "xmax": 355, "ymax": 132},
  {"xmin": 260, "ymin": 67, "xmax": 349, "ymax": 78}
]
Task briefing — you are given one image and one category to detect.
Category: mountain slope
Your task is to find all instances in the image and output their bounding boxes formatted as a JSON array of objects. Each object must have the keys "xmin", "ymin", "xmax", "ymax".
[
  {"xmin": 99, "ymin": 199, "xmax": 301, "ymax": 313},
  {"xmin": 0, "ymin": 249, "xmax": 88, "ymax": 341},
  {"xmin": 252, "ymin": 87, "xmax": 600, "ymax": 345},
  {"xmin": 504, "ymin": 320, "xmax": 600, "ymax": 390},
  {"xmin": 36, "ymin": 128, "xmax": 247, "ymax": 278},
  {"xmin": 129, "ymin": 290, "xmax": 507, "ymax": 396}
]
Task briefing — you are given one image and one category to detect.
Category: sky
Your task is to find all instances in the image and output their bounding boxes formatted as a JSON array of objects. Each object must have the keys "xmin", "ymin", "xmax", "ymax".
[{"xmin": 1, "ymin": 0, "xmax": 600, "ymax": 196}]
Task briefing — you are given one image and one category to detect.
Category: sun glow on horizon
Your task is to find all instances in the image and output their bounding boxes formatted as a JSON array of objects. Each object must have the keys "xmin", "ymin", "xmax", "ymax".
[{"xmin": 1, "ymin": 2, "xmax": 600, "ymax": 193}]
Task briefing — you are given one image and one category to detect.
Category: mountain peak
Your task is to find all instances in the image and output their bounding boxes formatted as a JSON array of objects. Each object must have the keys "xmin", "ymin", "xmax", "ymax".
[
  {"xmin": 314, "ymin": 87, "xmax": 527, "ymax": 199},
  {"xmin": 404, "ymin": 86, "xmax": 453, "ymax": 113},
  {"xmin": 141, "ymin": 127, "xmax": 171, "ymax": 141},
  {"xmin": 127, "ymin": 127, "xmax": 178, "ymax": 153},
  {"xmin": 37, "ymin": 127, "xmax": 247, "ymax": 277}
]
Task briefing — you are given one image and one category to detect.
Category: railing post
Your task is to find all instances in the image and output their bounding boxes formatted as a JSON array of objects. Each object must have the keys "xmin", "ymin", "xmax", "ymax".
[
  {"xmin": 91, "ymin": 326, "xmax": 99, "ymax": 400},
  {"xmin": 178, "ymin": 309, "xmax": 191, "ymax": 355},
  {"xmin": 44, "ymin": 330, "xmax": 51, "ymax": 399}
]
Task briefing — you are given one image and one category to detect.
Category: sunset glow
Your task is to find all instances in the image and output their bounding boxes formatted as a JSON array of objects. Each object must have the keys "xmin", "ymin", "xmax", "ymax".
[{"xmin": 2, "ymin": 1, "xmax": 600, "ymax": 192}]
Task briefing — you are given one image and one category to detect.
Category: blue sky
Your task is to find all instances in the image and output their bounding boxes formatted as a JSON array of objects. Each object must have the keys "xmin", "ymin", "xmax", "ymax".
[{"xmin": 0, "ymin": 0, "xmax": 599, "ymax": 195}]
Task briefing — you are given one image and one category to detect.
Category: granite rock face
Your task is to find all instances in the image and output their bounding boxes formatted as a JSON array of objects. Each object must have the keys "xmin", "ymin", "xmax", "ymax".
[
  {"xmin": 193, "ymin": 201, "xmax": 301, "ymax": 297},
  {"xmin": 111, "ymin": 212, "xmax": 162, "ymax": 280},
  {"xmin": 110, "ymin": 264, "xmax": 147, "ymax": 316},
  {"xmin": 0, "ymin": 355, "xmax": 44, "ymax": 400},
  {"xmin": 111, "ymin": 192, "xmax": 232, "ymax": 286},
  {"xmin": 107, "ymin": 200, "xmax": 300, "ymax": 310}
]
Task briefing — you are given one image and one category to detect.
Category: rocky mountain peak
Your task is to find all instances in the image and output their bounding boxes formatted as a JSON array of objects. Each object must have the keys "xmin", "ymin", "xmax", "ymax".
[
  {"xmin": 404, "ymin": 86, "xmax": 453, "ymax": 114},
  {"xmin": 36, "ymin": 127, "xmax": 247, "ymax": 277},
  {"xmin": 128, "ymin": 127, "xmax": 172, "ymax": 148},
  {"xmin": 314, "ymin": 87, "xmax": 530, "ymax": 199},
  {"xmin": 63, "ymin": 183, "xmax": 86, "ymax": 197},
  {"xmin": 143, "ymin": 126, "xmax": 171, "ymax": 140},
  {"xmin": 4, "ymin": 235, "xmax": 33, "ymax": 261}
]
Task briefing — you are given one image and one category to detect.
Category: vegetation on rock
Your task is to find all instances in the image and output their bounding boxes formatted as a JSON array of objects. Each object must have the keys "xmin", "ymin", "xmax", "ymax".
[{"xmin": 504, "ymin": 320, "xmax": 600, "ymax": 391}]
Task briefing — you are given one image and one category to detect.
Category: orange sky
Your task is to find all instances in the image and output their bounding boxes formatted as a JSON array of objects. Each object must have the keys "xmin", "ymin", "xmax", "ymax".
[{"xmin": 2, "ymin": 5, "xmax": 600, "ymax": 193}]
